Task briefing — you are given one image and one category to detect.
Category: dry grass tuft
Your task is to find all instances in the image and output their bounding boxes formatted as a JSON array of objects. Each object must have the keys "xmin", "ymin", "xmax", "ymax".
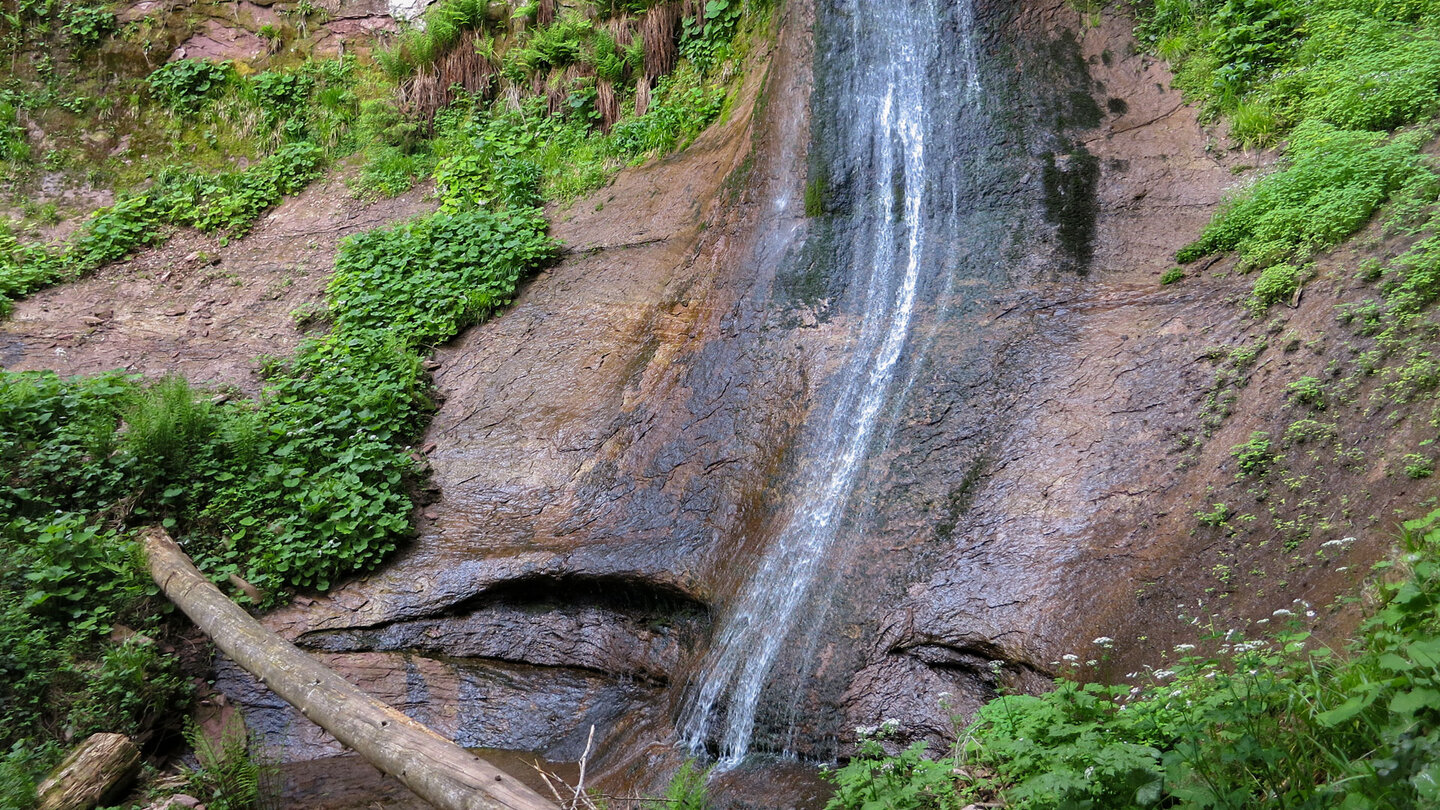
[
  {"xmin": 399, "ymin": 29, "xmax": 500, "ymax": 122},
  {"xmin": 640, "ymin": 2, "xmax": 681, "ymax": 80}
]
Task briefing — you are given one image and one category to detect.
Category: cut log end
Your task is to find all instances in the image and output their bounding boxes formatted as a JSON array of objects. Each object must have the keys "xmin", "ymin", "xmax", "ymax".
[{"xmin": 35, "ymin": 733, "xmax": 141, "ymax": 810}]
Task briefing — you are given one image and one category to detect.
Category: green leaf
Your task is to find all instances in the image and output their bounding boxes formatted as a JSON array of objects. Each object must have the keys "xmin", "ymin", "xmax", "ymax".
[
  {"xmin": 1317, "ymin": 692, "xmax": 1379, "ymax": 727},
  {"xmin": 1388, "ymin": 688, "xmax": 1440, "ymax": 718}
]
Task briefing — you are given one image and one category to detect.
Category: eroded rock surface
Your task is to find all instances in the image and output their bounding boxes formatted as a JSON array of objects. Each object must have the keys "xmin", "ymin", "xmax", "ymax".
[{"xmin": 0, "ymin": 172, "xmax": 432, "ymax": 393}]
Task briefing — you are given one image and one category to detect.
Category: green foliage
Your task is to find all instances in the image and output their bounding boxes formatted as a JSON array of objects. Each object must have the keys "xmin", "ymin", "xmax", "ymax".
[
  {"xmin": 0, "ymin": 513, "xmax": 189, "ymax": 754},
  {"xmin": 608, "ymin": 66, "xmax": 727, "ymax": 159},
  {"xmin": 0, "ymin": 100, "xmax": 28, "ymax": 163},
  {"xmin": 1286, "ymin": 375, "xmax": 1328, "ymax": 409},
  {"xmin": 0, "ymin": 741, "xmax": 59, "ymax": 810},
  {"xmin": 1207, "ymin": 0, "xmax": 1302, "ymax": 98},
  {"xmin": 1282, "ymin": 417, "xmax": 1337, "ymax": 445},
  {"xmin": 1230, "ymin": 430, "xmax": 1272, "ymax": 476},
  {"xmin": 516, "ymin": 12, "xmax": 593, "ymax": 71},
  {"xmin": 1403, "ymin": 452, "xmax": 1434, "ymax": 478},
  {"xmin": 832, "ymin": 510, "xmax": 1440, "ymax": 809},
  {"xmin": 645, "ymin": 760, "xmax": 712, "ymax": 810},
  {"xmin": 361, "ymin": 0, "xmax": 745, "ymax": 200},
  {"xmin": 1379, "ymin": 232, "xmax": 1440, "ymax": 318},
  {"xmin": 0, "ymin": 205, "xmax": 550, "ymax": 594},
  {"xmin": 1196, "ymin": 502, "xmax": 1232, "ymax": 526},
  {"xmin": 1160, "ymin": 266, "xmax": 1185, "ymax": 284},
  {"xmin": 62, "ymin": 4, "xmax": 115, "ymax": 49},
  {"xmin": 0, "ymin": 141, "xmax": 325, "ymax": 311},
  {"xmin": 0, "ymin": 220, "xmax": 65, "ymax": 313},
  {"xmin": 250, "ymin": 70, "xmax": 316, "ymax": 120},
  {"xmin": 825, "ymin": 729, "xmax": 967, "ymax": 810},
  {"xmin": 376, "ymin": 0, "xmax": 493, "ymax": 79},
  {"xmin": 0, "ymin": 200, "xmax": 548, "ymax": 789},
  {"xmin": 122, "ymin": 376, "xmax": 220, "ymax": 478},
  {"xmin": 1179, "ymin": 122, "xmax": 1425, "ymax": 269},
  {"xmin": 147, "ymin": 59, "xmax": 234, "ymax": 110},
  {"xmin": 71, "ymin": 637, "xmax": 190, "ymax": 739},
  {"xmin": 680, "ymin": 0, "xmax": 744, "ymax": 69},
  {"xmin": 1247, "ymin": 261, "xmax": 1304, "ymax": 312},
  {"xmin": 1300, "ymin": 32, "xmax": 1440, "ymax": 131},
  {"xmin": 184, "ymin": 713, "xmax": 274, "ymax": 810},
  {"xmin": 329, "ymin": 209, "xmax": 553, "ymax": 345},
  {"xmin": 1138, "ymin": 0, "xmax": 1440, "ymax": 314}
]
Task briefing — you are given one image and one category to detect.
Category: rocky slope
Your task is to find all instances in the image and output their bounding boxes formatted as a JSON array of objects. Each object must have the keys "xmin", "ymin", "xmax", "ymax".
[{"xmin": 7, "ymin": 0, "xmax": 1438, "ymax": 805}]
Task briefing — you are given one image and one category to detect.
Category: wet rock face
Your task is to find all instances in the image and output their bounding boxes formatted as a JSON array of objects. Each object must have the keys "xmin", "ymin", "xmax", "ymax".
[
  {"xmin": 222, "ymin": 0, "xmax": 1428, "ymax": 806},
  {"xmin": 300, "ymin": 575, "xmax": 710, "ymax": 683},
  {"xmin": 235, "ymin": 0, "xmax": 1212, "ymax": 782}
]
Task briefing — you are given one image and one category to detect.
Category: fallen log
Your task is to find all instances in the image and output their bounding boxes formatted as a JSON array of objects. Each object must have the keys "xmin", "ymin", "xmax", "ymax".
[
  {"xmin": 35, "ymin": 732, "xmax": 141, "ymax": 810},
  {"xmin": 140, "ymin": 527, "xmax": 557, "ymax": 810}
]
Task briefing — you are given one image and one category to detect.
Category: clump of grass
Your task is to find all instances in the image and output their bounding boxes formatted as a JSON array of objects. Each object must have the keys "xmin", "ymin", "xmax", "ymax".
[{"xmin": 122, "ymin": 376, "xmax": 218, "ymax": 478}]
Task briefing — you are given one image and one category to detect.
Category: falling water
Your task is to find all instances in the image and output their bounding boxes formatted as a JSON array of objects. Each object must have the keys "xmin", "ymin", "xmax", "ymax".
[{"xmin": 678, "ymin": 0, "xmax": 983, "ymax": 769}]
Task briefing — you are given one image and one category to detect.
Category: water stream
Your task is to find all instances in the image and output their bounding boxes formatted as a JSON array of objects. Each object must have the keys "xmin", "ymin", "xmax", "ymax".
[{"xmin": 677, "ymin": 0, "xmax": 983, "ymax": 769}]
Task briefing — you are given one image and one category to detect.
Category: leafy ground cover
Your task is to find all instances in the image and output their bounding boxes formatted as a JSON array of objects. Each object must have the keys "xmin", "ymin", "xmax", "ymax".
[{"xmin": 1147, "ymin": 0, "xmax": 1440, "ymax": 308}]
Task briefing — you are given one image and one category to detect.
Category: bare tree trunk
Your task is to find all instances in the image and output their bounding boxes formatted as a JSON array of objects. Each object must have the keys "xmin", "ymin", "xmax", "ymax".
[
  {"xmin": 35, "ymin": 733, "xmax": 141, "ymax": 810},
  {"xmin": 141, "ymin": 527, "xmax": 557, "ymax": 810}
]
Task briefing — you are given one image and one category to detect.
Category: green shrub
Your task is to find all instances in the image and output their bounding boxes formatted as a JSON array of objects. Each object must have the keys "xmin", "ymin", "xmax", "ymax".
[
  {"xmin": 122, "ymin": 376, "xmax": 218, "ymax": 478},
  {"xmin": 1208, "ymin": 0, "xmax": 1303, "ymax": 98},
  {"xmin": 1196, "ymin": 502, "xmax": 1231, "ymax": 526},
  {"xmin": 147, "ymin": 59, "xmax": 234, "ymax": 110},
  {"xmin": 329, "ymin": 208, "xmax": 554, "ymax": 346},
  {"xmin": 1381, "ymin": 233, "xmax": 1440, "ymax": 316},
  {"xmin": 1403, "ymin": 452, "xmax": 1434, "ymax": 478},
  {"xmin": 645, "ymin": 760, "xmax": 712, "ymax": 810},
  {"xmin": 1301, "ymin": 32, "xmax": 1440, "ymax": 131},
  {"xmin": 250, "ymin": 70, "xmax": 316, "ymax": 119},
  {"xmin": 1230, "ymin": 430, "xmax": 1272, "ymax": 476},
  {"xmin": 0, "ymin": 741, "xmax": 59, "ymax": 810},
  {"xmin": 184, "ymin": 713, "xmax": 274, "ymax": 810},
  {"xmin": 826, "ymin": 729, "xmax": 965, "ymax": 810},
  {"xmin": 1180, "ymin": 122, "xmax": 1425, "ymax": 268},
  {"xmin": 63, "ymin": 5, "xmax": 116, "ymax": 49},
  {"xmin": 70, "ymin": 638, "xmax": 190, "ymax": 739},
  {"xmin": 680, "ymin": 0, "xmax": 744, "ymax": 69},
  {"xmin": 1282, "ymin": 417, "xmax": 1338, "ymax": 445},
  {"xmin": 0, "ymin": 140, "xmax": 326, "ymax": 312},
  {"xmin": 610, "ymin": 67, "xmax": 726, "ymax": 159},
  {"xmin": 0, "ymin": 101, "xmax": 28, "ymax": 164},
  {"xmin": 1286, "ymin": 375, "xmax": 1328, "ymax": 409},
  {"xmin": 1247, "ymin": 261, "xmax": 1304, "ymax": 312}
]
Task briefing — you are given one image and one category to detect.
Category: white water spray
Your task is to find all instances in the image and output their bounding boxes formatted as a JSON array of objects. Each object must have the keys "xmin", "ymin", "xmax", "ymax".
[{"xmin": 677, "ymin": 0, "xmax": 980, "ymax": 768}]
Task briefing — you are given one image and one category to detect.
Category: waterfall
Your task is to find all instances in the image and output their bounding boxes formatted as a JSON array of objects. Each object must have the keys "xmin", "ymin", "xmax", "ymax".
[{"xmin": 678, "ymin": 0, "xmax": 982, "ymax": 769}]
